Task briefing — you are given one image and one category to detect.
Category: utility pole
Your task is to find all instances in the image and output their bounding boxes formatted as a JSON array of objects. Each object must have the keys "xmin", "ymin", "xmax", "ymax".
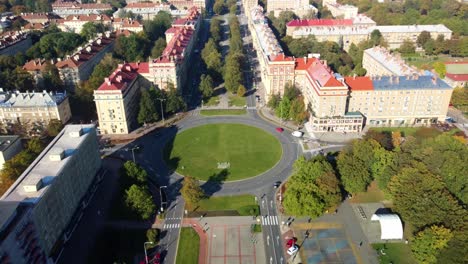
[{"xmin": 157, "ymin": 98, "xmax": 166, "ymax": 125}]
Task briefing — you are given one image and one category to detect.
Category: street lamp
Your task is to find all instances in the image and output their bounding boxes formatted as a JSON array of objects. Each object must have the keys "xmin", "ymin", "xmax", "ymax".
[
  {"xmin": 159, "ymin": 186, "xmax": 167, "ymax": 212},
  {"xmin": 144, "ymin": 241, "xmax": 154, "ymax": 264},
  {"xmin": 157, "ymin": 98, "xmax": 166, "ymax": 125},
  {"xmin": 125, "ymin": 146, "xmax": 140, "ymax": 163}
]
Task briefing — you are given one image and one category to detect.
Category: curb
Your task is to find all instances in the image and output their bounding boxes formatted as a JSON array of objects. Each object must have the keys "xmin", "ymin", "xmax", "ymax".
[{"xmin": 256, "ymin": 107, "xmax": 297, "ymax": 132}]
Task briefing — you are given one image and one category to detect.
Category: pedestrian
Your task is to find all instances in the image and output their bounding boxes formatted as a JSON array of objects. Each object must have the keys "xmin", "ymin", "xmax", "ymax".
[{"xmin": 359, "ymin": 241, "xmax": 363, "ymax": 247}]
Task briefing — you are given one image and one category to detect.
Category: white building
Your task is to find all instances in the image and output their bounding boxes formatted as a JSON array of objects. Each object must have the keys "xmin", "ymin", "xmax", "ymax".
[
  {"xmin": 363, "ymin": 46, "xmax": 419, "ymax": 77},
  {"xmin": 0, "ymin": 135, "xmax": 22, "ymax": 170}
]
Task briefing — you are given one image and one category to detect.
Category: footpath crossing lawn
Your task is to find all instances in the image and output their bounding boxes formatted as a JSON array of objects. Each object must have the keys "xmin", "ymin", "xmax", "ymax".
[
  {"xmin": 165, "ymin": 123, "xmax": 282, "ymax": 181},
  {"xmin": 176, "ymin": 228, "xmax": 200, "ymax": 264},
  {"xmin": 372, "ymin": 243, "xmax": 416, "ymax": 264}
]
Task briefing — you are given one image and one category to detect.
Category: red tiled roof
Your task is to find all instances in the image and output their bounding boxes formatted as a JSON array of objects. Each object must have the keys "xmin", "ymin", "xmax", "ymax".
[
  {"xmin": 345, "ymin": 76, "xmax": 374, "ymax": 91},
  {"xmin": 125, "ymin": 2, "xmax": 169, "ymax": 8},
  {"xmin": 306, "ymin": 60, "xmax": 344, "ymax": 87},
  {"xmin": 270, "ymin": 54, "xmax": 294, "ymax": 62},
  {"xmin": 295, "ymin": 57, "xmax": 318, "ymax": 70},
  {"xmin": 63, "ymin": 14, "xmax": 112, "ymax": 22},
  {"xmin": 23, "ymin": 59, "xmax": 49, "ymax": 71},
  {"xmin": 128, "ymin": 62, "xmax": 149, "ymax": 74},
  {"xmin": 115, "ymin": 29, "xmax": 133, "ymax": 36},
  {"xmin": 97, "ymin": 63, "xmax": 140, "ymax": 91},
  {"xmin": 165, "ymin": 27, "xmax": 178, "ymax": 33},
  {"xmin": 445, "ymin": 73, "xmax": 468, "ymax": 82},
  {"xmin": 154, "ymin": 26, "xmax": 194, "ymax": 63},
  {"xmin": 287, "ymin": 19, "xmax": 353, "ymax": 27},
  {"xmin": 444, "ymin": 61, "xmax": 468, "ymax": 65},
  {"xmin": 52, "ymin": 1, "xmax": 111, "ymax": 9}
]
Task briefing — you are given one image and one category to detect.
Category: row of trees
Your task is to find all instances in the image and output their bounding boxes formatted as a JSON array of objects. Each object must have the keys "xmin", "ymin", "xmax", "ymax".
[
  {"xmin": 0, "ymin": 138, "xmax": 45, "ymax": 195},
  {"xmin": 180, "ymin": 176, "xmax": 206, "ymax": 209},
  {"xmin": 137, "ymin": 84, "xmax": 186, "ymax": 125},
  {"xmin": 267, "ymin": 83, "xmax": 308, "ymax": 124},
  {"xmin": 0, "ymin": 0, "xmax": 50, "ymax": 13},
  {"xmin": 224, "ymin": 16, "xmax": 245, "ymax": 94},
  {"xmin": 213, "ymin": 0, "xmax": 237, "ymax": 15},
  {"xmin": 119, "ymin": 161, "xmax": 156, "ymax": 220}
]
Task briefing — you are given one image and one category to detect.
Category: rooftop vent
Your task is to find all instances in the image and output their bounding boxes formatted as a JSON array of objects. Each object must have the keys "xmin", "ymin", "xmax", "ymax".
[
  {"xmin": 23, "ymin": 175, "xmax": 43, "ymax": 193},
  {"xmin": 69, "ymin": 128, "xmax": 83, "ymax": 138},
  {"xmin": 49, "ymin": 147, "xmax": 65, "ymax": 161}
]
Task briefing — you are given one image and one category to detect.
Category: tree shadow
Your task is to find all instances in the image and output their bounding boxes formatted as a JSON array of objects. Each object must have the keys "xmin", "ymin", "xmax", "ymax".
[
  {"xmin": 201, "ymin": 169, "xmax": 229, "ymax": 197},
  {"xmin": 212, "ymin": 86, "xmax": 227, "ymax": 96}
]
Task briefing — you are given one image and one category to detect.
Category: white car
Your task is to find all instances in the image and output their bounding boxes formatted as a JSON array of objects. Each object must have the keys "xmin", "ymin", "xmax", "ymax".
[
  {"xmin": 291, "ymin": 131, "xmax": 304, "ymax": 138},
  {"xmin": 287, "ymin": 245, "xmax": 299, "ymax": 255}
]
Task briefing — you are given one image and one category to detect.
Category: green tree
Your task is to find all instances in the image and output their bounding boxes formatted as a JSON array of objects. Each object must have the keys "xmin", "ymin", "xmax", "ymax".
[
  {"xmin": 399, "ymin": 39, "xmax": 416, "ymax": 54},
  {"xmin": 432, "ymin": 61, "xmax": 446, "ymax": 78},
  {"xmin": 122, "ymin": 161, "xmax": 148, "ymax": 184},
  {"xmin": 46, "ymin": 119, "xmax": 64, "ymax": 137},
  {"xmin": 144, "ymin": 11, "xmax": 172, "ymax": 42},
  {"xmin": 210, "ymin": 18, "xmax": 222, "ymax": 42},
  {"xmin": 289, "ymin": 96, "xmax": 307, "ymax": 123},
  {"xmin": 138, "ymin": 89, "xmax": 159, "ymax": 125},
  {"xmin": 146, "ymin": 229, "xmax": 160, "ymax": 244},
  {"xmin": 26, "ymin": 138, "xmax": 44, "ymax": 154},
  {"xmin": 213, "ymin": 0, "xmax": 225, "ymax": 15},
  {"xmin": 275, "ymin": 97, "xmax": 291, "ymax": 119},
  {"xmin": 151, "ymin": 37, "xmax": 166, "ymax": 58},
  {"xmin": 125, "ymin": 184, "xmax": 156, "ymax": 220},
  {"xmin": 181, "ymin": 176, "xmax": 205, "ymax": 208},
  {"xmin": 388, "ymin": 165, "xmax": 467, "ymax": 229},
  {"xmin": 165, "ymin": 85, "xmax": 186, "ymax": 114},
  {"xmin": 42, "ymin": 62, "xmax": 63, "ymax": 91},
  {"xmin": 417, "ymin": 31, "xmax": 432, "ymax": 47},
  {"xmin": 26, "ymin": 32, "xmax": 84, "ymax": 59},
  {"xmin": 267, "ymin": 93, "xmax": 281, "ymax": 109},
  {"xmin": 113, "ymin": 33, "xmax": 151, "ymax": 62},
  {"xmin": 271, "ymin": 11, "xmax": 297, "ymax": 37},
  {"xmin": 369, "ymin": 29, "xmax": 383, "ymax": 47},
  {"xmin": 80, "ymin": 22, "xmax": 106, "ymax": 40},
  {"xmin": 237, "ymin": 84, "xmax": 246, "ymax": 97},
  {"xmin": 199, "ymin": 74, "xmax": 214, "ymax": 99},
  {"xmin": 283, "ymin": 156, "xmax": 341, "ymax": 217},
  {"xmin": 411, "ymin": 226, "xmax": 453, "ymax": 264}
]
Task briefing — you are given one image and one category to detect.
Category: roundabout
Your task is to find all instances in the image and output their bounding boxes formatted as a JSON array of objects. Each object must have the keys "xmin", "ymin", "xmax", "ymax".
[{"xmin": 163, "ymin": 123, "xmax": 282, "ymax": 181}]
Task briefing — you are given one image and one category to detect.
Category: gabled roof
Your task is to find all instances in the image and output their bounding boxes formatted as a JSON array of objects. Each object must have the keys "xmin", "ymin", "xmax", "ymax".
[
  {"xmin": 306, "ymin": 60, "xmax": 344, "ymax": 87},
  {"xmin": 295, "ymin": 57, "xmax": 318, "ymax": 70},
  {"xmin": 345, "ymin": 76, "xmax": 374, "ymax": 91},
  {"xmin": 96, "ymin": 63, "xmax": 140, "ymax": 92},
  {"xmin": 23, "ymin": 59, "xmax": 49, "ymax": 72}
]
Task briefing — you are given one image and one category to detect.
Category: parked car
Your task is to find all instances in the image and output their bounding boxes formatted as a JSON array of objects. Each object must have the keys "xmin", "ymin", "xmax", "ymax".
[
  {"xmin": 273, "ymin": 181, "xmax": 281, "ymax": 188},
  {"xmin": 276, "ymin": 127, "xmax": 284, "ymax": 133},
  {"xmin": 287, "ymin": 245, "xmax": 299, "ymax": 255},
  {"xmin": 291, "ymin": 131, "xmax": 303, "ymax": 138},
  {"xmin": 286, "ymin": 239, "xmax": 295, "ymax": 247}
]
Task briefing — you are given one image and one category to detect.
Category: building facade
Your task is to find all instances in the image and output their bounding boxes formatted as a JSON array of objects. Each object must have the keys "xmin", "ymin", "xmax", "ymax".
[
  {"xmin": 444, "ymin": 61, "xmax": 468, "ymax": 88},
  {"xmin": 51, "ymin": 1, "xmax": 112, "ymax": 16},
  {"xmin": 94, "ymin": 63, "xmax": 150, "ymax": 135},
  {"xmin": 363, "ymin": 46, "xmax": 419, "ymax": 77},
  {"xmin": 267, "ymin": 0, "xmax": 317, "ymax": 18},
  {"xmin": 0, "ymin": 135, "xmax": 22, "ymax": 170},
  {"xmin": 0, "ymin": 32, "xmax": 32, "ymax": 56},
  {"xmin": 322, "ymin": 0, "xmax": 358, "ymax": 19},
  {"xmin": 286, "ymin": 19, "xmax": 452, "ymax": 50},
  {"xmin": 0, "ymin": 124, "xmax": 102, "ymax": 262},
  {"xmin": 55, "ymin": 32, "xmax": 116, "ymax": 89},
  {"xmin": 0, "ymin": 90, "xmax": 71, "ymax": 128},
  {"xmin": 113, "ymin": 2, "xmax": 172, "ymax": 20},
  {"xmin": 346, "ymin": 76, "xmax": 453, "ymax": 126},
  {"xmin": 56, "ymin": 14, "xmax": 112, "ymax": 33}
]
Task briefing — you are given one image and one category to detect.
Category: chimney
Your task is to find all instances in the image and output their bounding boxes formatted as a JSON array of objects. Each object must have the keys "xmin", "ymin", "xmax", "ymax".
[
  {"xmin": 432, "ymin": 76, "xmax": 437, "ymax": 85},
  {"xmin": 105, "ymin": 77, "xmax": 111, "ymax": 85},
  {"xmin": 395, "ymin": 76, "xmax": 399, "ymax": 84},
  {"xmin": 303, "ymin": 56, "xmax": 307, "ymax": 64},
  {"xmin": 126, "ymin": 65, "xmax": 131, "ymax": 71},
  {"xmin": 353, "ymin": 73, "xmax": 356, "ymax": 80}
]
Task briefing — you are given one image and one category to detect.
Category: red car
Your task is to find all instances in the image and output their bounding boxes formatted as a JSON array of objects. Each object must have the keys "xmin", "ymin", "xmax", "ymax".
[
  {"xmin": 286, "ymin": 239, "xmax": 295, "ymax": 247},
  {"xmin": 276, "ymin": 127, "xmax": 284, "ymax": 133}
]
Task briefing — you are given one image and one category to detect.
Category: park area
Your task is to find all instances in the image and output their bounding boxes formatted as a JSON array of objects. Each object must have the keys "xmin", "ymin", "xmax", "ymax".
[
  {"xmin": 191, "ymin": 194, "xmax": 260, "ymax": 216},
  {"xmin": 200, "ymin": 109, "xmax": 246, "ymax": 116},
  {"xmin": 164, "ymin": 123, "xmax": 282, "ymax": 181},
  {"xmin": 176, "ymin": 228, "xmax": 200, "ymax": 264}
]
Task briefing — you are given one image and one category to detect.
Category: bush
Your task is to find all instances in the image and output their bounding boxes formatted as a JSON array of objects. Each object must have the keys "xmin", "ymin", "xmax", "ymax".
[{"xmin": 146, "ymin": 228, "xmax": 160, "ymax": 245}]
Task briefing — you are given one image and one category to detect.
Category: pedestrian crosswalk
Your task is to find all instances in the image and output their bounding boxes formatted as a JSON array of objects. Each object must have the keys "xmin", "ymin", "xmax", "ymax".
[
  {"xmin": 261, "ymin": 215, "xmax": 279, "ymax": 226},
  {"xmin": 163, "ymin": 223, "xmax": 180, "ymax": 229},
  {"xmin": 166, "ymin": 217, "xmax": 181, "ymax": 220}
]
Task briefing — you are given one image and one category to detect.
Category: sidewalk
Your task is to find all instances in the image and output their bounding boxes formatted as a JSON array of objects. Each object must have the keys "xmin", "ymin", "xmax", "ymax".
[{"xmin": 258, "ymin": 107, "xmax": 301, "ymax": 131}]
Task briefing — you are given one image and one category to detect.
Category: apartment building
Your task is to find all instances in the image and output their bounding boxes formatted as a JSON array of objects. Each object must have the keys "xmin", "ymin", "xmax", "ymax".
[
  {"xmin": 112, "ymin": 18, "xmax": 144, "ymax": 33},
  {"xmin": 363, "ymin": 46, "xmax": 419, "ymax": 77},
  {"xmin": 286, "ymin": 19, "xmax": 452, "ymax": 50},
  {"xmin": 0, "ymin": 31, "xmax": 32, "ymax": 56},
  {"xmin": 20, "ymin": 13, "xmax": 56, "ymax": 24},
  {"xmin": 0, "ymin": 135, "xmax": 22, "ymax": 170},
  {"xmin": 286, "ymin": 15, "xmax": 376, "ymax": 50},
  {"xmin": 148, "ymin": 7, "xmax": 201, "ymax": 91},
  {"xmin": 376, "ymin": 25, "xmax": 452, "ymax": 49},
  {"xmin": 322, "ymin": 0, "xmax": 358, "ymax": 19},
  {"xmin": 114, "ymin": 2, "xmax": 172, "ymax": 20},
  {"xmin": 56, "ymin": 14, "xmax": 112, "ymax": 33},
  {"xmin": 346, "ymin": 75, "xmax": 452, "ymax": 126},
  {"xmin": 0, "ymin": 124, "xmax": 102, "ymax": 262},
  {"xmin": 55, "ymin": 32, "xmax": 116, "ymax": 89},
  {"xmin": 267, "ymin": 0, "xmax": 318, "ymax": 18},
  {"xmin": 0, "ymin": 90, "xmax": 71, "ymax": 128},
  {"xmin": 444, "ymin": 61, "xmax": 468, "ymax": 88},
  {"xmin": 52, "ymin": 1, "xmax": 112, "ymax": 16},
  {"xmin": 22, "ymin": 59, "xmax": 50, "ymax": 85},
  {"xmin": 94, "ymin": 63, "xmax": 151, "ymax": 135}
]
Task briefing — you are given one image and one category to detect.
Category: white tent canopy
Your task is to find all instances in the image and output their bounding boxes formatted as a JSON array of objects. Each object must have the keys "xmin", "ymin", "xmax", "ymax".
[{"xmin": 371, "ymin": 214, "xmax": 403, "ymax": 240}]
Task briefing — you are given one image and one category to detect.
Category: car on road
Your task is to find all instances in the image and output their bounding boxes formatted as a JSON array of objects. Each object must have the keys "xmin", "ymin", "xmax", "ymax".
[
  {"xmin": 286, "ymin": 238, "xmax": 296, "ymax": 247},
  {"xmin": 276, "ymin": 127, "xmax": 284, "ymax": 133},
  {"xmin": 287, "ymin": 245, "xmax": 299, "ymax": 255},
  {"xmin": 291, "ymin": 131, "xmax": 303, "ymax": 138},
  {"xmin": 273, "ymin": 181, "xmax": 281, "ymax": 188}
]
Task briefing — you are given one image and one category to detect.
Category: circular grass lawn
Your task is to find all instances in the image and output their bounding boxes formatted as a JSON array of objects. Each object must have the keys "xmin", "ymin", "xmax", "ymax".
[{"xmin": 164, "ymin": 123, "xmax": 282, "ymax": 181}]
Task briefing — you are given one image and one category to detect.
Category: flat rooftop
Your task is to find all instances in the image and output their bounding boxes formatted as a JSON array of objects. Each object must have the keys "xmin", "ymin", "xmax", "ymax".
[
  {"xmin": 0, "ymin": 124, "xmax": 96, "ymax": 204},
  {"xmin": 373, "ymin": 24, "xmax": 452, "ymax": 33},
  {"xmin": 364, "ymin": 47, "xmax": 418, "ymax": 76},
  {"xmin": 373, "ymin": 76, "xmax": 452, "ymax": 90}
]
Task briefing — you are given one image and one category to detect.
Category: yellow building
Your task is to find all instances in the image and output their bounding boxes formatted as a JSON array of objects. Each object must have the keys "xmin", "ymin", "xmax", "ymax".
[
  {"xmin": 363, "ymin": 46, "xmax": 419, "ymax": 77},
  {"xmin": 267, "ymin": 0, "xmax": 317, "ymax": 18},
  {"xmin": 346, "ymin": 75, "xmax": 453, "ymax": 126},
  {"xmin": 94, "ymin": 63, "xmax": 150, "ymax": 135}
]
